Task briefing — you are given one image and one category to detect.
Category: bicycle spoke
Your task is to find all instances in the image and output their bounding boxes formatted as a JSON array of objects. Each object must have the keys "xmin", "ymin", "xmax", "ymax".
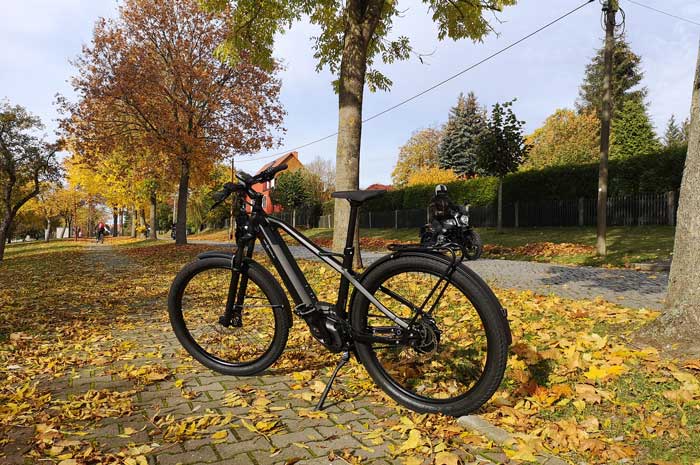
[{"xmin": 363, "ymin": 268, "xmax": 488, "ymax": 401}]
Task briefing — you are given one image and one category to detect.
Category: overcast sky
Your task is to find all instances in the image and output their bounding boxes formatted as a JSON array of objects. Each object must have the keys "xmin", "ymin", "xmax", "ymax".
[{"xmin": 1, "ymin": 0, "xmax": 699, "ymax": 187}]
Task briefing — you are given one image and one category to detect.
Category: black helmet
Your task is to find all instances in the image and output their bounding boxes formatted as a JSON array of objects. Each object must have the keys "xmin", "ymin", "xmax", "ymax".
[{"xmin": 435, "ymin": 184, "xmax": 448, "ymax": 195}]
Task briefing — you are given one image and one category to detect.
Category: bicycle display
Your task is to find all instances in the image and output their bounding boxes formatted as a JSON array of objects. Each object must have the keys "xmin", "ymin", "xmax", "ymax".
[{"xmin": 168, "ymin": 163, "xmax": 511, "ymax": 416}]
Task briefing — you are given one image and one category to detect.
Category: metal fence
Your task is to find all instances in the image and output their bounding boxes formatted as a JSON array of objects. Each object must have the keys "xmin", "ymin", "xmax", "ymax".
[{"xmin": 273, "ymin": 191, "xmax": 678, "ymax": 229}]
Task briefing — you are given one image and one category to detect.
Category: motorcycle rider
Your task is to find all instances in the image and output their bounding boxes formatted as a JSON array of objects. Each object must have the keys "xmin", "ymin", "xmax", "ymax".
[{"xmin": 429, "ymin": 184, "xmax": 458, "ymax": 226}]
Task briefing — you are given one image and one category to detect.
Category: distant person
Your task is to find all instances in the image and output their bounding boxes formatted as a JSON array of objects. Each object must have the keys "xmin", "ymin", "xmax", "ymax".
[{"xmin": 96, "ymin": 221, "xmax": 107, "ymax": 243}]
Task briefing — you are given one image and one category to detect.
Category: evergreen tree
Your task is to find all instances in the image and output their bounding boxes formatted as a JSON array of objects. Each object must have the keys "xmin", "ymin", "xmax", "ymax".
[
  {"xmin": 577, "ymin": 35, "xmax": 647, "ymax": 118},
  {"xmin": 610, "ymin": 99, "xmax": 661, "ymax": 159},
  {"xmin": 476, "ymin": 100, "xmax": 528, "ymax": 230},
  {"xmin": 438, "ymin": 92, "xmax": 487, "ymax": 176},
  {"xmin": 664, "ymin": 114, "xmax": 686, "ymax": 148}
]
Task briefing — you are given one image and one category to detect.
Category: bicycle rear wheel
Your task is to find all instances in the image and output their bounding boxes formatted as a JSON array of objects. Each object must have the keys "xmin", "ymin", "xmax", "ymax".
[
  {"xmin": 168, "ymin": 257, "xmax": 291, "ymax": 376},
  {"xmin": 351, "ymin": 254, "xmax": 508, "ymax": 416}
]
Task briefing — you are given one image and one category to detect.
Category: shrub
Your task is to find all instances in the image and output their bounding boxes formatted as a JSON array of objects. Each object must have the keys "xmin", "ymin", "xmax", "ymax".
[{"xmin": 322, "ymin": 147, "xmax": 687, "ymax": 214}]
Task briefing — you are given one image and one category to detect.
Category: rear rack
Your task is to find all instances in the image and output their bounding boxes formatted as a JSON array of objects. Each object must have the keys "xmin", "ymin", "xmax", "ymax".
[{"xmin": 387, "ymin": 242, "xmax": 467, "ymax": 264}]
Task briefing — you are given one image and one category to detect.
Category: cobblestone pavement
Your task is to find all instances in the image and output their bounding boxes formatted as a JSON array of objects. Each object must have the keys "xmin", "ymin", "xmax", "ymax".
[
  {"xmin": 189, "ymin": 240, "xmax": 668, "ymax": 310},
  {"xmin": 31, "ymin": 244, "xmax": 561, "ymax": 465}
]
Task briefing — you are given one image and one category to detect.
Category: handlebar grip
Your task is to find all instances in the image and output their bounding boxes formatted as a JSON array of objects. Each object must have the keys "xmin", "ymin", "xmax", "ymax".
[
  {"xmin": 266, "ymin": 163, "xmax": 288, "ymax": 177},
  {"xmin": 211, "ymin": 190, "xmax": 227, "ymax": 203}
]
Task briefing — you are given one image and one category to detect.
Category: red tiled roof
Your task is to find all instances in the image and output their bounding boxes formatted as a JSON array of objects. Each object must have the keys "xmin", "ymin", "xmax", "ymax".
[
  {"xmin": 366, "ymin": 183, "xmax": 394, "ymax": 191},
  {"xmin": 255, "ymin": 151, "xmax": 299, "ymax": 175}
]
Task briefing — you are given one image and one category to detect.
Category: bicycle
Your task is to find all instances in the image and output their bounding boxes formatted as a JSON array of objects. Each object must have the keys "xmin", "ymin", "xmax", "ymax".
[{"xmin": 167, "ymin": 163, "xmax": 511, "ymax": 416}]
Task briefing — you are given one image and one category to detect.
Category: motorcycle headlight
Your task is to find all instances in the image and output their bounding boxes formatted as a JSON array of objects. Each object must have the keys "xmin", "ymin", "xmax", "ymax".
[{"xmin": 460, "ymin": 214, "xmax": 469, "ymax": 225}]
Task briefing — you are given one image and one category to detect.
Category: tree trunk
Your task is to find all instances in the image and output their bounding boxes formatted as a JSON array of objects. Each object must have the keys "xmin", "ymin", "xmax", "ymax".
[
  {"xmin": 119, "ymin": 209, "xmax": 124, "ymax": 236},
  {"xmin": 138, "ymin": 208, "xmax": 147, "ymax": 238},
  {"xmin": 130, "ymin": 206, "xmax": 137, "ymax": 238},
  {"xmin": 112, "ymin": 208, "xmax": 119, "ymax": 237},
  {"xmin": 639, "ymin": 41, "xmax": 700, "ymax": 352},
  {"xmin": 0, "ymin": 211, "xmax": 14, "ymax": 261},
  {"xmin": 175, "ymin": 158, "xmax": 190, "ymax": 245},
  {"xmin": 45, "ymin": 218, "xmax": 51, "ymax": 242},
  {"xmin": 331, "ymin": 0, "xmax": 383, "ymax": 269},
  {"xmin": 497, "ymin": 178, "xmax": 503, "ymax": 232},
  {"xmin": 149, "ymin": 191, "xmax": 158, "ymax": 240},
  {"xmin": 596, "ymin": 2, "xmax": 616, "ymax": 256}
]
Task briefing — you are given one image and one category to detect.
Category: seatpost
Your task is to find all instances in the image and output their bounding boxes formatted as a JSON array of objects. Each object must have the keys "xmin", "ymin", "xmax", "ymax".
[
  {"xmin": 335, "ymin": 201, "xmax": 359, "ymax": 318},
  {"xmin": 342, "ymin": 201, "xmax": 360, "ymax": 269}
]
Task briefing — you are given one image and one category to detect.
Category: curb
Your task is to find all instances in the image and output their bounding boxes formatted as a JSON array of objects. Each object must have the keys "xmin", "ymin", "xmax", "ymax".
[
  {"xmin": 458, "ymin": 415, "xmax": 569, "ymax": 465},
  {"xmin": 629, "ymin": 261, "xmax": 671, "ymax": 272}
]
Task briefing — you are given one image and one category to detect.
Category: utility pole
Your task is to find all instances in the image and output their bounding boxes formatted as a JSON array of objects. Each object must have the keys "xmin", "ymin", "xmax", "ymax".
[
  {"xmin": 597, "ymin": 0, "xmax": 617, "ymax": 256},
  {"xmin": 229, "ymin": 157, "xmax": 236, "ymax": 241}
]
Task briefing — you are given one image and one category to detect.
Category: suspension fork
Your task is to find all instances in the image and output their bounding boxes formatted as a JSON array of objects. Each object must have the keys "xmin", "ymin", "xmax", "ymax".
[{"xmin": 219, "ymin": 238, "xmax": 255, "ymax": 327}]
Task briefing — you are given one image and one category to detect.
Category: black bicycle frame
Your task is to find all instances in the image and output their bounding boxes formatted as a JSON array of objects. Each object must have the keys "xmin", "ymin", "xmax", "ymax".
[
  {"xmin": 220, "ymin": 182, "xmax": 466, "ymax": 346},
  {"xmin": 254, "ymin": 211, "xmax": 411, "ymax": 329}
]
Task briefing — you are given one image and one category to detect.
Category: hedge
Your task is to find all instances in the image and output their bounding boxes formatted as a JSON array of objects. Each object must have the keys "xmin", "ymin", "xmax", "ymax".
[{"xmin": 322, "ymin": 147, "xmax": 687, "ymax": 213}]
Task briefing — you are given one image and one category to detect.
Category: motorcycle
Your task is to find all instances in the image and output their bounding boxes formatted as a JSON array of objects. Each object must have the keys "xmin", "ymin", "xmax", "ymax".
[{"xmin": 419, "ymin": 203, "xmax": 483, "ymax": 261}]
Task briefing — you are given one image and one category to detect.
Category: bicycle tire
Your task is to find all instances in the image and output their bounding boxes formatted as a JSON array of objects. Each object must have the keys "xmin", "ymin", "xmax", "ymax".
[
  {"xmin": 168, "ymin": 257, "xmax": 291, "ymax": 376},
  {"xmin": 351, "ymin": 254, "xmax": 508, "ymax": 416}
]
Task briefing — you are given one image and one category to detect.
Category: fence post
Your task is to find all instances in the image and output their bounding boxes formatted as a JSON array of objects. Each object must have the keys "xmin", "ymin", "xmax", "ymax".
[
  {"xmin": 369, "ymin": 211, "xmax": 372, "ymax": 229},
  {"xmin": 514, "ymin": 201, "xmax": 519, "ymax": 228},
  {"xmin": 667, "ymin": 190, "xmax": 676, "ymax": 226},
  {"xmin": 578, "ymin": 198, "xmax": 584, "ymax": 227},
  {"xmin": 394, "ymin": 210, "xmax": 398, "ymax": 229}
]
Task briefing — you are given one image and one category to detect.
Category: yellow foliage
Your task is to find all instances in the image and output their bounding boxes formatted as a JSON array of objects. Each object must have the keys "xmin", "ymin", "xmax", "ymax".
[{"xmin": 406, "ymin": 166, "xmax": 459, "ymax": 186}]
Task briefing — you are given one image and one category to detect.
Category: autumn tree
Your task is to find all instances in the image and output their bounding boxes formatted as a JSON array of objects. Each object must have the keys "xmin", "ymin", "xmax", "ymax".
[
  {"xmin": 0, "ymin": 102, "xmax": 60, "ymax": 261},
  {"xmin": 577, "ymin": 34, "xmax": 647, "ymax": 118},
  {"xmin": 29, "ymin": 183, "xmax": 65, "ymax": 241},
  {"xmin": 202, "ymin": 0, "xmax": 517, "ymax": 264},
  {"xmin": 406, "ymin": 166, "xmax": 458, "ymax": 187},
  {"xmin": 392, "ymin": 126, "xmax": 443, "ymax": 186},
  {"xmin": 663, "ymin": 114, "xmax": 687, "ymax": 148},
  {"xmin": 303, "ymin": 157, "xmax": 336, "ymax": 203},
  {"xmin": 439, "ymin": 92, "xmax": 488, "ymax": 177},
  {"xmin": 60, "ymin": 0, "xmax": 284, "ymax": 245},
  {"xmin": 476, "ymin": 100, "xmax": 528, "ymax": 231},
  {"xmin": 610, "ymin": 99, "xmax": 660, "ymax": 160},
  {"xmin": 525, "ymin": 109, "xmax": 599, "ymax": 169}
]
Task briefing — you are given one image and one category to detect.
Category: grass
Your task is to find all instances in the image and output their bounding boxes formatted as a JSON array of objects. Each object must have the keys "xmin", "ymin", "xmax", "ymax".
[{"xmin": 205, "ymin": 225, "xmax": 672, "ymax": 269}]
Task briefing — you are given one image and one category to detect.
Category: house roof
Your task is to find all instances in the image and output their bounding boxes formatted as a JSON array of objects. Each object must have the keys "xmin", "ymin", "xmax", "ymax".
[
  {"xmin": 366, "ymin": 183, "xmax": 394, "ymax": 191},
  {"xmin": 255, "ymin": 151, "xmax": 299, "ymax": 175}
]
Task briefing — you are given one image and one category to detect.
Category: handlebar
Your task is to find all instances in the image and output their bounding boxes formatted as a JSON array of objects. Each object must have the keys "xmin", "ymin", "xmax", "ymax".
[{"xmin": 210, "ymin": 163, "xmax": 289, "ymax": 210}]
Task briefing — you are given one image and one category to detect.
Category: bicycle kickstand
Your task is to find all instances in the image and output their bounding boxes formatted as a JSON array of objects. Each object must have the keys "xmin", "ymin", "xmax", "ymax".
[{"xmin": 315, "ymin": 350, "xmax": 351, "ymax": 411}]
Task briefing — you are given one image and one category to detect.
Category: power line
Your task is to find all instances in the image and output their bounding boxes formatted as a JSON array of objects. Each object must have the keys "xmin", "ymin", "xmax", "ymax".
[
  {"xmin": 624, "ymin": 0, "xmax": 700, "ymax": 27},
  {"xmin": 237, "ymin": 0, "xmax": 595, "ymax": 164}
]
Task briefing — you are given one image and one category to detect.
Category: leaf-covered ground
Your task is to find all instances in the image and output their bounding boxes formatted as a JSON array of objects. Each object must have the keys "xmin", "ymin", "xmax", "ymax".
[{"xmin": 0, "ymin": 239, "xmax": 698, "ymax": 465}]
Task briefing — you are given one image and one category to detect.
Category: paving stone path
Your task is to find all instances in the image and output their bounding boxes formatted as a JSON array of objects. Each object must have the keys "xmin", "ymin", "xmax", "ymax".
[
  {"xmin": 189, "ymin": 240, "xmax": 668, "ymax": 310},
  {"xmin": 34, "ymin": 244, "xmax": 566, "ymax": 465}
]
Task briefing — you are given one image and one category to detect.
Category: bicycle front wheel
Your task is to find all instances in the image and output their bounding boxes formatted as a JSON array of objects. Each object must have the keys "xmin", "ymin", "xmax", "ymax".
[
  {"xmin": 351, "ymin": 255, "xmax": 508, "ymax": 416},
  {"xmin": 168, "ymin": 257, "xmax": 291, "ymax": 376}
]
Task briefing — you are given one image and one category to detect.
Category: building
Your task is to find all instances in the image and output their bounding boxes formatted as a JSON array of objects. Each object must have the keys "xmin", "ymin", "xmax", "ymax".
[{"xmin": 249, "ymin": 151, "xmax": 304, "ymax": 214}]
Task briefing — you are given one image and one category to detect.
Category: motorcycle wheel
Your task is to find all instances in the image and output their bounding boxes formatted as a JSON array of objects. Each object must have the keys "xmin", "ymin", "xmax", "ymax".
[{"xmin": 464, "ymin": 230, "xmax": 483, "ymax": 261}]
